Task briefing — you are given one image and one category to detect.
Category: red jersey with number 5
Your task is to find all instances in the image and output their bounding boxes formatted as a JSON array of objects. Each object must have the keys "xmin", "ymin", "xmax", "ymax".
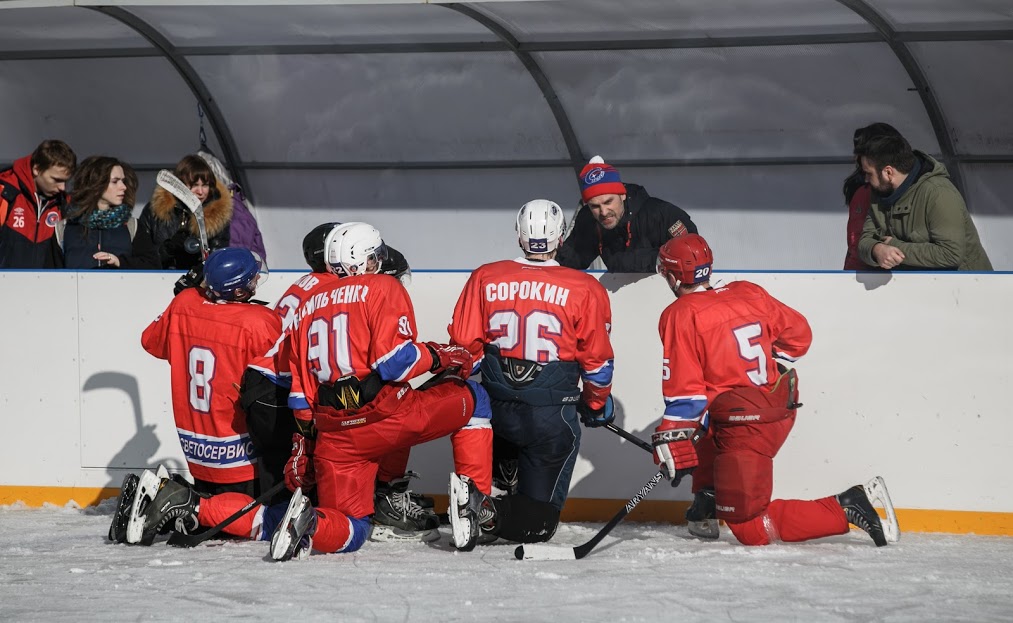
[
  {"xmin": 141, "ymin": 288, "xmax": 282, "ymax": 483},
  {"xmin": 285, "ymin": 271, "xmax": 435, "ymax": 414},
  {"xmin": 659, "ymin": 280, "xmax": 811, "ymax": 422},
  {"xmin": 448, "ymin": 258, "xmax": 615, "ymax": 408}
]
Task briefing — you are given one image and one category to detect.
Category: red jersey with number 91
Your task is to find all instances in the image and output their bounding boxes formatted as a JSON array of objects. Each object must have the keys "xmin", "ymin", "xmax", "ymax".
[
  {"xmin": 141, "ymin": 288, "xmax": 282, "ymax": 483},
  {"xmin": 659, "ymin": 281, "xmax": 812, "ymax": 422},
  {"xmin": 285, "ymin": 271, "xmax": 433, "ymax": 413}
]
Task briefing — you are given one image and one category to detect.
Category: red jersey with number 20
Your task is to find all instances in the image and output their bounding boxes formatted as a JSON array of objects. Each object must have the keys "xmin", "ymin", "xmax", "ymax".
[
  {"xmin": 448, "ymin": 258, "xmax": 615, "ymax": 408},
  {"xmin": 285, "ymin": 271, "xmax": 436, "ymax": 415},
  {"xmin": 141, "ymin": 288, "xmax": 282, "ymax": 483},
  {"xmin": 659, "ymin": 281, "xmax": 811, "ymax": 423}
]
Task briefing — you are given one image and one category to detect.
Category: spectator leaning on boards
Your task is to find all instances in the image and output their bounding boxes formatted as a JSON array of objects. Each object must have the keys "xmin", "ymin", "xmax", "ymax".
[
  {"xmin": 555, "ymin": 156, "xmax": 697, "ymax": 273},
  {"xmin": 855, "ymin": 132, "xmax": 992, "ymax": 271}
]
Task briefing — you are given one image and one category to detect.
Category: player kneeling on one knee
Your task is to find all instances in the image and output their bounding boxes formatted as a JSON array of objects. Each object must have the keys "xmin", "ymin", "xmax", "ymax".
[{"xmin": 651, "ymin": 233, "xmax": 899, "ymax": 547}]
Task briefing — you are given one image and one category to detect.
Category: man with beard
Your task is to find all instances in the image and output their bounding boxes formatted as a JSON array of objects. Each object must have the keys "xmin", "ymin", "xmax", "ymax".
[
  {"xmin": 855, "ymin": 132, "xmax": 991, "ymax": 271},
  {"xmin": 556, "ymin": 155, "xmax": 697, "ymax": 273}
]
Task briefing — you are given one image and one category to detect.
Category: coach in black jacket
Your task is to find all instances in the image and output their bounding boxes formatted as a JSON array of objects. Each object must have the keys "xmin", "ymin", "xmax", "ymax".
[{"xmin": 556, "ymin": 156, "xmax": 698, "ymax": 273}]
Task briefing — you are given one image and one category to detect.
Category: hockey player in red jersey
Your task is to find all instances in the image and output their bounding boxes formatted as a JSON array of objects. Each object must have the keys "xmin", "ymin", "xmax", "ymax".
[
  {"xmin": 445, "ymin": 199, "xmax": 615, "ymax": 544},
  {"xmin": 651, "ymin": 233, "xmax": 899, "ymax": 547},
  {"xmin": 269, "ymin": 222, "xmax": 494, "ymax": 561},
  {"xmin": 113, "ymin": 247, "xmax": 301, "ymax": 546},
  {"xmin": 251, "ymin": 222, "xmax": 440, "ymax": 540}
]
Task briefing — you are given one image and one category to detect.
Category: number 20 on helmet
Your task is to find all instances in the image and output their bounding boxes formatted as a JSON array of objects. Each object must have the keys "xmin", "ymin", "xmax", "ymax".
[{"xmin": 656, "ymin": 233, "xmax": 713, "ymax": 292}]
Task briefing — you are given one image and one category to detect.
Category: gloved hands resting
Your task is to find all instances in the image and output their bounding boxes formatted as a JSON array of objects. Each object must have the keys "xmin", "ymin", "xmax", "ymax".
[
  {"xmin": 577, "ymin": 394, "xmax": 615, "ymax": 428},
  {"xmin": 425, "ymin": 342, "xmax": 474, "ymax": 378},
  {"xmin": 652, "ymin": 417, "xmax": 702, "ymax": 487},
  {"xmin": 285, "ymin": 432, "xmax": 316, "ymax": 493}
]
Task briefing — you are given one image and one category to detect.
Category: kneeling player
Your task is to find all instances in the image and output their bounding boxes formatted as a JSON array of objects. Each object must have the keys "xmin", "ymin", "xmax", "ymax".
[
  {"xmin": 110, "ymin": 248, "xmax": 298, "ymax": 546},
  {"xmin": 269, "ymin": 222, "xmax": 493, "ymax": 561},
  {"xmin": 650, "ymin": 234, "xmax": 900, "ymax": 547}
]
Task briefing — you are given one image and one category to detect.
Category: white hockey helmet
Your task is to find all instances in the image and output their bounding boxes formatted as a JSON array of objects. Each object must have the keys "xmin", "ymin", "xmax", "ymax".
[
  {"xmin": 324, "ymin": 221, "xmax": 388, "ymax": 276},
  {"xmin": 516, "ymin": 199, "xmax": 565, "ymax": 254}
]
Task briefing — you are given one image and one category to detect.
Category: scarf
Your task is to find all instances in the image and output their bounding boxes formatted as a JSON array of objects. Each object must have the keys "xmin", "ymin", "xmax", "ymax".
[{"xmin": 83, "ymin": 204, "xmax": 132, "ymax": 230}]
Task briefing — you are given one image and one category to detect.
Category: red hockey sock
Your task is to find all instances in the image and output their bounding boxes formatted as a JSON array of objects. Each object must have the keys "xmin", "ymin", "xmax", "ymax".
[
  {"xmin": 727, "ymin": 496, "xmax": 849, "ymax": 546},
  {"xmin": 451, "ymin": 427, "xmax": 492, "ymax": 494},
  {"xmin": 311, "ymin": 509, "xmax": 353, "ymax": 554},
  {"xmin": 197, "ymin": 493, "xmax": 263, "ymax": 540}
]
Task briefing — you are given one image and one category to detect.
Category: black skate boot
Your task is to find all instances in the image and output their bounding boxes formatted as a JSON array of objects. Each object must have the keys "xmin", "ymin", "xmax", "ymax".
[
  {"xmin": 270, "ymin": 488, "xmax": 317, "ymax": 562},
  {"xmin": 108, "ymin": 473, "xmax": 140, "ymax": 543},
  {"xmin": 837, "ymin": 479, "xmax": 891, "ymax": 547},
  {"xmin": 131, "ymin": 476, "xmax": 201, "ymax": 546},
  {"xmin": 685, "ymin": 488, "xmax": 719, "ymax": 540},
  {"xmin": 449, "ymin": 473, "xmax": 493, "ymax": 552},
  {"xmin": 372, "ymin": 473, "xmax": 440, "ymax": 542}
]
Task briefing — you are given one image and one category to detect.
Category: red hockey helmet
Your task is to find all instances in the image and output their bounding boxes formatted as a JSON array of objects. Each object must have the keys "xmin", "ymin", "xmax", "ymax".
[{"xmin": 656, "ymin": 233, "xmax": 713, "ymax": 290}]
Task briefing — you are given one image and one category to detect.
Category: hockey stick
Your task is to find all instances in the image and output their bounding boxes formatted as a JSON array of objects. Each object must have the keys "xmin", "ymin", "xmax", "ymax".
[
  {"xmin": 156, "ymin": 169, "xmax": 210, "ymax": 260},
  {"xmin": 515, "ymin": 470, "xmax": 665, "ymax": 561},
  {"xmin": 605, "ymin": 423, "xmax": 653, "ymax": 453},
  {"xmin": 166, "ymin": 480, "xmax": 287, "ymax": 548}
]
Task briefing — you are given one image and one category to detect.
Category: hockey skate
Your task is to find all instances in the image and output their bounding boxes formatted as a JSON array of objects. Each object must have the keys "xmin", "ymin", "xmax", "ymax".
[
  {"xmin": 125, "ymin": 472, "xmax": 200, "ymax": 546},
  {"xmin": 270, "ymin": 488, "xmax": 317, "ymax": 561},
  {"xmin": 108, "ymin": 473, "xmax": 140, "ymax": 543},
  {"xmin": 371, "ymin": 473, "xmax": 440, "ymax": 543},
  {"xmin": 448, "ymin": 473, "xmax": 495, "ymax": 551},
  {"xmin": 837, "ymin": 476, "xmax": 900, "ymax": 547},
  {"xmin": 685, "ymin": 488, "xmax": 720, "ymax": 540}
]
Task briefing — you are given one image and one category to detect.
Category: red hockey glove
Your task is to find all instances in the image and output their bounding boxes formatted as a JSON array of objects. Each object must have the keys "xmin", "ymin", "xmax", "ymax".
[
  {"xmin": 652, "ymin": 417, "xmax": 702, "ymax": 487},
  {"xmin": 284, "ymin": 433, "xmax": 316, "ymax": 493},
  {"xmin": 425, "ymin": 342, "xmax": 474, "ymax": 378}
]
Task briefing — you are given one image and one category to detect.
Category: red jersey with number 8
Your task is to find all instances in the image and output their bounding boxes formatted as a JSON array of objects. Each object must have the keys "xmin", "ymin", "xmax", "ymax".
[{"xmin": 141, "ymin": 288, "xmax": 282, "ymax": 483}]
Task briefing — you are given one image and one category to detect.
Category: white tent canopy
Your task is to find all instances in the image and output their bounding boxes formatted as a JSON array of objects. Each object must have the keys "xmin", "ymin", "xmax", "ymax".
[{"xmin": 2, "ymin": 0, "xmax": 1011, "ymax": 270}]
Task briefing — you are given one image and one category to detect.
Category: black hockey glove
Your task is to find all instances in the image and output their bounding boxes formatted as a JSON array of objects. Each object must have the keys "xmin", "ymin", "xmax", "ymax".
[
  {"xmin": 173, "ymin": 264, "xmax": 204, "ymax": 296},
  {"xmin": 577, "ymin": 395, "xmax": 615, "ymax": 428}
]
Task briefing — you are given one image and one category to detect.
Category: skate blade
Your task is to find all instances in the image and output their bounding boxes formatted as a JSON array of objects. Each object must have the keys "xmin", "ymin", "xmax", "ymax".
[
  {"xmin": 108, "ymin": 473, "xmax": 139, "ymax": 543},
  {"xmin": 447, "ymin": 473, "xmax": 475, "ymax": 551},
  {"xmin": 124, "ymin": 470, "xmax": 163, "ymax": 544},
  {"xmin": 864, "ymin": 476, "xmax": 900, "ymax": 543},
  {"xmin": 270, "ymin": 488, "xmax": 308, "ymax": 562},
  {"xmin": 687, "ymin": 519, "xmax": 720, "ymax": 540},
  {"xmin": 369, "ymin": 525, "xmax": 440, "ymax": 543}
]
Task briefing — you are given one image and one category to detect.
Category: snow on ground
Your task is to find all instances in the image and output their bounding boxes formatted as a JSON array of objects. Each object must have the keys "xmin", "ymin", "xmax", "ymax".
[{"xmin": 1, "ymin": 500, "xmax": 1011, "ymax": 622}]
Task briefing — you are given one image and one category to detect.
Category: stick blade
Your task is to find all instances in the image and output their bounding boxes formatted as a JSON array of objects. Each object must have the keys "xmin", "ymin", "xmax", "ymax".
[{"xmin": 515, "ymin": 544, "xmax": 577, "ymax": 561}]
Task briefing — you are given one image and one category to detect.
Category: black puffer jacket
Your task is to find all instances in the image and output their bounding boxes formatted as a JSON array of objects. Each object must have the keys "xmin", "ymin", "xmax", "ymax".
[
  {"xmin": 136, "ymin": 179, "xmax": 233, "ymax": 270},
  {"xmin": 556, "ymin": 183, "xmax": 698, "ymax": 272}
]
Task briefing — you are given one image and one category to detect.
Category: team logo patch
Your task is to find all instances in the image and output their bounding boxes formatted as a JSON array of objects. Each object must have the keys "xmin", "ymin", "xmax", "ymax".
[
  {"xmin": 45, "ymin": 212, "xmax": 61, "ymax": 227},
  {"xmin": 668, "ymin": 220, "xmax": 688, "ymax": 238},
  {"xmin": 584, "ymin": 167, "xmax": 606, "ymax": 185}
]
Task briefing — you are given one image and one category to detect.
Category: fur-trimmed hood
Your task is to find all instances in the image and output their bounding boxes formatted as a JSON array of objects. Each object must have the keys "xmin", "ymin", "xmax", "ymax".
[{"xmin": 148, "ymin": 178, "xmax": 232, "ymax": 237}]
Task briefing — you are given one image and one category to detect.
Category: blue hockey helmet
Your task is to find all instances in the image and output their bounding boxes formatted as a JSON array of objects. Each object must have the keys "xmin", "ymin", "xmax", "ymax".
[{"xmin": 203, "ymin": 247, "xmax": 267, "ymax": 302}]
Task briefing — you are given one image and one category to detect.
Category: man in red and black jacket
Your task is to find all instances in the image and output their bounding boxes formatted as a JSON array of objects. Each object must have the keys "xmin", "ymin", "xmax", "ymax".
[
  {"xmin": 556, "ymin": 155, "xmax": 698, "ymax": 273},
  {"xmin": 0, "ymin": 140, "xmax": 76, "ymax": 268}
]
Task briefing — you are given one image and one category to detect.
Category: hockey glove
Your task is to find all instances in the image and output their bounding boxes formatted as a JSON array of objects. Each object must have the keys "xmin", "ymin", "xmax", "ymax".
[
  {"xmin": 577, "ymin": 395, "xmax": 615, "ymax": 428},
  {"xmin": 173, "ymin": 264, "xmax": 204, "ymax": 296},
  {"xmin": 284, "ymin": 433, "xmax": 316, "ymax": 493},
  {"xmin": 652, "ymin": 417, "xmax": 702, "ymax": 487},
  {"xmin": 425, "ymin": 342, "xmax": 474, "ymax": 378}
]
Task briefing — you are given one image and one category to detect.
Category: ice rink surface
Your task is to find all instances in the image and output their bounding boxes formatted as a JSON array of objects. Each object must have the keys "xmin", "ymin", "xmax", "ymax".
[{"xmin": 2, "ymin": 500, "xmax": 1012, "ymax": 623}]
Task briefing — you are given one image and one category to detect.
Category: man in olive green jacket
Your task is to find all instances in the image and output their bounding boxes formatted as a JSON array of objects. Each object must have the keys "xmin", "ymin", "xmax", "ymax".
[{"xmin": 855, "ymin": 133, "xmax": 992, "ymax": 271}]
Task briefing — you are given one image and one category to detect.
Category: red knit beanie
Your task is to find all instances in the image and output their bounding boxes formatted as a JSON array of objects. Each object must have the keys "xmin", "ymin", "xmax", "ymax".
[{"xmin": 578, "ymin": 156, "xmax": 626, "ymax": 202}]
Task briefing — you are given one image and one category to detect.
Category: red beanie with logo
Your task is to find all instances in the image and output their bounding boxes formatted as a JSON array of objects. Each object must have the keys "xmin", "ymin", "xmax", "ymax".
[{"xmin": 578, "ymin": 157, "xmax": 626, "ymax": 203}]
